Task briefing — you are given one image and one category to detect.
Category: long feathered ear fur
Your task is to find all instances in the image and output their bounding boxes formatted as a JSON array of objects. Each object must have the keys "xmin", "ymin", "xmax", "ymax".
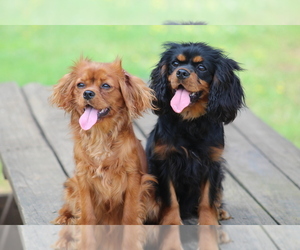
[
  {"xmin": 207, "ymin": 57, "xmax": 245, "ymax": 124},
  {"xmin": 50, "ymin": 72, "xmax": 76, "ymax": 113},
  {"xmin": 149, "ymin": 59, "xmax": 172, "ymax": 115},
  {"xmin": 50, "ymin": 57, "xmax": 92, "ymax": 112},
  {"xmin": 117, "ymin": 59, "xmax": 155, "ymax": 119}
]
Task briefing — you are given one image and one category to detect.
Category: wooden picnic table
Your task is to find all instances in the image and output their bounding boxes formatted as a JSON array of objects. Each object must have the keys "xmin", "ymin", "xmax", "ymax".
[{"xmin": 1, "ymin": 82, "xmax": 300, "ymax": 249}]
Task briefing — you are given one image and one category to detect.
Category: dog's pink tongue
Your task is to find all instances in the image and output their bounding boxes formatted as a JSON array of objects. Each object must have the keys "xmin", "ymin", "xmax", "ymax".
[
  {"xmin": 170, "ymin": 89, "xmax": 191, "ymax": 113},
  {"xmin": 79, "ymin": 106, "xmax": 98, "ymax": 130}
]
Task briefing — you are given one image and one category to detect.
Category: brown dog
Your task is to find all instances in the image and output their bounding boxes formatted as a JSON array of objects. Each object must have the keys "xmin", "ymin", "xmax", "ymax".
[{"xmin": 51, "ymin": 58, "xmax": 155, "ymax": 225}]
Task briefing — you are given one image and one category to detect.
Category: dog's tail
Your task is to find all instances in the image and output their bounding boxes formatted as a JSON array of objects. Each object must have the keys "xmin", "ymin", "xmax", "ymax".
[{"xmin": 139, "ymin": 174, "xmax": 161, "ymax": 224}]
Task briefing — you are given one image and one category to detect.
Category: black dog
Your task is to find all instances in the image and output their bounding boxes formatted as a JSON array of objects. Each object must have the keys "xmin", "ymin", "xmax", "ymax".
[{"xmin": 146, "ymin": 42, "xmax": 245, "ymax": 225}]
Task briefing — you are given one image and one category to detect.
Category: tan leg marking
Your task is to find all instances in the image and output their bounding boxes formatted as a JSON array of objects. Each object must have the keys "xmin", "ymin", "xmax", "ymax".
[
  {"xmin": 160, "ymin": 181, "xmax": 183, "ymax": 225},
  {"xmin": 198, "ymin": 181, "xmax": 218, "ymax": 225}
]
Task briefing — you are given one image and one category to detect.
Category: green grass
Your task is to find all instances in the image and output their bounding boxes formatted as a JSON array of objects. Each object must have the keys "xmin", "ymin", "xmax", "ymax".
[
  {"xmin": 0, "ymin": 0, "xmax": 299, "ymax": 24},
  {"xmin": 0, "ymin": 25, "xmax": 299, "ymax": 149},
  {"xmin": 0, "ymin": 162, "xmax": 11, "ymax": 193}
]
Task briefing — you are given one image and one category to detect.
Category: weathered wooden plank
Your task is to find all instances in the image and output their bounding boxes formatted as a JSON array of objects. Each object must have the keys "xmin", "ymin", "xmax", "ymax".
[
  {"xmin": 221, "ymin": 174, "xmax": 276, "ymax": 225},
  {"xmin": 0, "ymin": 226, "xmax": 22, "ymax": 250},
  {"xmin": 20, "ymin": 225, "xmax": 295, "ymax": 250},
  {"xmin": 19, "ymin": 225, "xmax": 62, "ymax": 250},
  {"xmin": 232, "ymin": 108, "xmax": 300, "ymax": 188},
  {"xmin": 133, "ymin": 122, "xmax": 147, "ymax": 148},
  {"xmin": 19, "ymin": 224, "xmax": 216, "ymax": 249},
  {"xmin": 220, "ymin": 226, "xmax": 277, "ymax": 250},
  {"xmin": 0, "ymin": 83, "xmax": 49, "ymax": 150},
  {"xmin": 0, "ymin": 83, "xmax": 66, "ymax": 224},
  {"xmin": 1, "ymin": 149, "xmax": 65, "ymax": 224},
  {"xmin": 263, "ymin": 225, "xmax": 300, "ymax": 250},
  {"xmin": 134, "ymin": 111, "xmax": 157, "ymax": 148},
  {"xmin": 134, "ymin": 111, "xmax": 157, "ymax": 138},
  {"xmin": 224, "ymin": 124, "xmax": 300, "ymax": 224},
  {"xmin": 22, "ymin": 83, "xmax": 75, "ymax": 177}
]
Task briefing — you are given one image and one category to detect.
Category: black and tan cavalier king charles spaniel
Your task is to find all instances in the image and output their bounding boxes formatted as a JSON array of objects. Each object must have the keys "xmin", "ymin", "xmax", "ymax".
[{"xmin": 146, "ymin": 42, "xmax": 245, "ymax": 225}]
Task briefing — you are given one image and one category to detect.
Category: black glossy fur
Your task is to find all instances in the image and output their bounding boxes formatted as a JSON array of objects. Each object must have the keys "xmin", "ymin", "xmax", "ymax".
[{"xmin": 146, "ymin": 42, "xmax": 245, "ymax": 224}]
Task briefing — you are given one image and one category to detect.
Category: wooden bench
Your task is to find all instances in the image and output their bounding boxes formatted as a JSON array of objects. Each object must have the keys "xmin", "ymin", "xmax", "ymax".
[{"xmin": 1, "ymin": 82, "xmax": 300, "ymax": 248}]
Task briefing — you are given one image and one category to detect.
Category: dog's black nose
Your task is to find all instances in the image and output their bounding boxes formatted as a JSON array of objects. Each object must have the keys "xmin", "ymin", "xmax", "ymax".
[
  {"xmin": 83, "ymin": 90, "xmax": 95, "ymax": 100},
  {"xmin": 176, "ymin": 69, "xmax": 190, "ymax": 79}
]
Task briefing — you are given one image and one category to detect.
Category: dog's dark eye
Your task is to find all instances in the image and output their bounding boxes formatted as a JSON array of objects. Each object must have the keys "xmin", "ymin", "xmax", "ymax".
[
  {"xmin": 77, "ymin": 83, "xmax": 85, "ymax": 88},
  {"xmin": 101, "ymin": 83, "xmax": 111, "ymax": 89},
  {"xmin": 171, "ymin": 61, "xmax": 179, "ymax": 67},
  {"xmin": 198, "ymin": 64, "xmax": 206, "ymax": 71}
]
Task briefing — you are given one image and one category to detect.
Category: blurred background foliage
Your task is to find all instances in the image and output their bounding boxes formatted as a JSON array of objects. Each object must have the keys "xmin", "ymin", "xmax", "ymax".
[
  {"xmin": 0, "ymin": 0, "xmax": 299, "ymax": 25},
  {"xmin": 0, "ymin": 25, "xmax": 299, "ymax": 150}
]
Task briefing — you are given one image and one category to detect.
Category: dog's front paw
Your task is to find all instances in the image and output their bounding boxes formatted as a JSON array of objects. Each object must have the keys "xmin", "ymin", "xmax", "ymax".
[
  {"xmin": 52, "ymin": 215, "xmax": 76, "ymax": 225},
  {"xmin": 218, "ymin": 209, "xmax": 232, "ymax": 221}
]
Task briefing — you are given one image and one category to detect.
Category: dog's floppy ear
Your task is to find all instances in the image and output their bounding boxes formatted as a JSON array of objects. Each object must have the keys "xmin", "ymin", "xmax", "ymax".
[
  {"xmin": 207, "ymin": 57, "xmax": 245, "ymax": 124},
  {"xmin": 50, "ymin": 72, "xmax": 76, "ymax": 113},
  {"xmin": 116, "ymin": 59, "xmax": 155, "ymax": 119},
  {"xmin": 149, "ymin": 59, "xmax": 172, "ymax": 115}
]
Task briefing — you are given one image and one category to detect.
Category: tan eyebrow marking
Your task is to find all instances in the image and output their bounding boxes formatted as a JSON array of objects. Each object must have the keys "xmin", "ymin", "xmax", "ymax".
[
  {"xmin": 192, "ymin": 56, "xmax": 203, "ymax": 63},
  {"xmin": 177, "ymin": 54, "xmax": 186, "ymax": 61}
]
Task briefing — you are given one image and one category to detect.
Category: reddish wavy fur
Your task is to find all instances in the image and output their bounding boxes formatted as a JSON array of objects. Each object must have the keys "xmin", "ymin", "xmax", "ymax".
[{"xmin": 51, "ymin": 58, "xmax": 156, "ymax": 225}]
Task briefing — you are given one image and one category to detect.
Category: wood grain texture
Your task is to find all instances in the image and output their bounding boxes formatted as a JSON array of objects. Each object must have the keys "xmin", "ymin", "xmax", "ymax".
[
  {"xmin": 263, "ymin": 225, "xmax": 300, "ymax": 250},
  {"xmin": 20, "ymin": 225, "xmax": 300, "ymax": 250},
  {"xmin": 0, "ymin": 83, "xmax": 66, "ymax": 224},
  {"xmin": 224, "ymin": 124, "xmax": 300, "ymax": 224},
  {"xmin": 22, "ymin": 83, "xmax": 74, "ymax": 177},
  {"xmin": 134, "ymin": 111, "xmax": 157, "ymax": 137},
  {"xmin": 232, "ymin": 108, "xmax": 300, "ymax": 188},
  {"xmin": 221, "ymin": 226, "xmax": 277, "ymax": 250},
  {"xmin": 133, "ymin": 122, "xmax": 147, "ymax": 148},
  {"xmin": 19, "ymin": 225, "xmax": 62, "ymax": 249},
  {"xmin": 134, "ymin": 112, "xmax": 157, "ymax": 148},
  {"xmin": 221, "ymin": 173, "xmax": 276, "ymax": 225}
]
